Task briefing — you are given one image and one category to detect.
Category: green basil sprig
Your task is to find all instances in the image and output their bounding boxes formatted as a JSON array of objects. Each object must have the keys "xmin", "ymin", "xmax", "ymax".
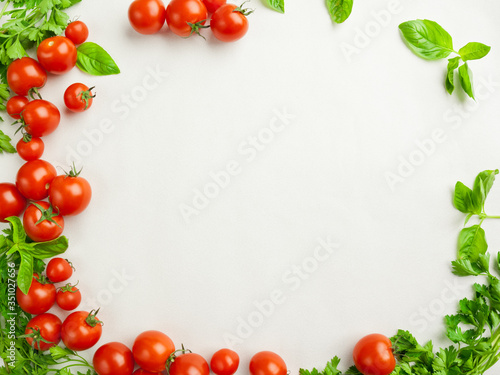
[{"xmin": 399, "ymin": 19, "xmax": 491, "ymax": 99}]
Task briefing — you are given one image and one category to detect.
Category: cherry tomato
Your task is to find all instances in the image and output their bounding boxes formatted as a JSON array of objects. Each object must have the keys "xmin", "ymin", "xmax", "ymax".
[
  {"xmin": 48, "ymin": 167, "xmax": 92, "ymax": 216},
  {"xmin": 165, "ymin": 0, "xmax": 208, "ymax": 37},
  {"xmin": 46, "ymin": 258, "xmax": 74, "ymax": 283},
  {"xmin": 6, "ymin": 57, "xmax": 47, "ymax": 96},
  {"xmin": 25, "ymin": 313, "xmax": 62, "ymax": 351},
  {"xmin": 21, "ymin": 99, "xmax": 61, "ymax": 137},
  {"xmin": 61, "ymin": 310, "xmax": 103, "ymax": 351},
  {"xmin": 129, "ymin": 0, "xmax": 166, "ymax": 35},
  {"xmin": 16, "ymin": 136, "xmax": 44, "ymax": 161},
  {"xmin": 353, "ymin": 334, "xmax": 396, "ymax": 375},
  {"xmin": 202, "ymin": 0, "xmax": 226, "ymax": 13},
  {"xmin": 56, "ymin": 284, "xmax": 81, "ymax": 311},
  {"xmin": 249, "ymin": 351, "xmax": 287, "ymax": 375},
  {"xmin": 16, "ymin": 274, "xmax": 56, "ymax": 315},
  {"xmin": 6, "ymin": 95, "xmax": 29, "ymax": 119},
  {"xmin": 132, "ymin": 370, "xmax": 159, "ymax": 375},
  {"xmin": 132, "ymin": 330, "xmax": 175, "ymax": 372},
  {"xmin": 16, "ymin": 159, "xmax": 57, "ymax": 200},
  {"xmin": 37, "ymin": 36, "xmax": 77, "ymax": 74},
  {"xmin": 211, "ymin": 4, "xmax": 251, "ymax": 42},
  {"xmin": 0, "ymin": 183, "xmax": 27, "ymax": 222},
  {"xmin": 23, "ymin": 201, "xmax": 64, "ymax": 242},
  {"xmin": 65, "ymin": 21, "xmax": 89, "ymax": 45},
  {"xmin": 210, "ymin": 349, "xmax": 239, "ymax": 375},
  {"xmin": 170, "ymin": 353, "xmax": 209, "ymax": 375},
  {"xmin": 93, "ymin": 342, "xmax": 135, "ymax": 375},
  {"xmin": 64, "ymin": 83, "xmax": 95, "ymax": 112}
]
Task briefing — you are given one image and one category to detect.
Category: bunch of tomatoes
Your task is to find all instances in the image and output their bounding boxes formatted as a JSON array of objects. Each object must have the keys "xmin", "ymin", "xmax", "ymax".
[{"xmin": 129, "ymin": 0, "xmax": 253, "ymax": 42}]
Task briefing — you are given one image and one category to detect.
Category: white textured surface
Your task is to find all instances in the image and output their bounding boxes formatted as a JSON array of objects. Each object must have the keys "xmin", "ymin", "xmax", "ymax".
[{"xmin": 2, "ymin": 0, "xmax": 500, "ymax": 373}]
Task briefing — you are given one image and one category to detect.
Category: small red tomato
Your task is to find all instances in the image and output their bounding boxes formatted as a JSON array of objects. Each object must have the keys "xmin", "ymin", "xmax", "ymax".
[
  {"xmin": 21, "ymin": 99, "xmax": 61, "ymax": 138},
  {"xmin": 0, "ymin": 183, "xmax": 27, "ymax": 222},
  {"xmin": 6, "ymin": 57, "xmax": 47, "ymax": 96},
  {"xmin": 16, "ymin": 274, "xmax": 56, "ymax": 315},
  {"xmin": 210, "ymin": 348, "xmax": 239, "ymax": 375},
  {"xmin": 61, "ymin": 310, "xmax": 103, "ymax": 351},
  {"xmin": 93, "ymin": 342, "xmax": 135, "ymax": 375},
  {"xmin": 16, "ymin": 159, "xmax": 57, "ymax": 200},
  {"xmin": 210, "ymin": 3, "xmax": 252, "ymax": 42},
  {"xmin": 48, "ymin": 166, "xmax": 92, "ymax": 216},
  {"xmin": 249, "ymin": 351, "xmax": 287, "ymax": 375},
  {"xmin": 203, "ymin": 0, "xmax": 226, "ymax": 13},
  {"xmin": 166, "ymin": 0, "xmax": 208, "ymax": 38},
  {"xmin": 353, "ymin": 334, "xmax": 396, "ymax": 375},
  {"xmin": 65, "ymin": 21, "xmax": 89, "ymax": 45},
  {"xmin": 56, "ymin": 284, "xmax": 81, "ymax": 311},
  {"xmin": 23, "ymin": 201, "xmax": 64, "ymax": 242},
  {"xmin": 16, "ymin": 136, "xmax": 44, "ymax": 161},
  {"xmin": 46, "ymin": 258, "xmax": 74, "ymax": 283},
  {"xmin": 132, "ymin": 330, "xmax": 175, "ymax": 372},
  {"xmin": 132, "ymin": 370, "xmax": 159, "ymax": 375},
  {"xmin": 24, "ymin": 313, "xmax": 62, "ymax": 351},
  {"xmin": 170, "ymin": 353, "xmax": 210, "ymax": 375},
  {"xmin": 64, "ymin": 83, "xmax": 95, "ymax": 112},
  {"xmin": 37, "ymin": 36, "xmax": 77, "ymax": 74},
  {"xmin": 6, "ymin": 96, "xmax": 29, "ymax": 119},
  {"xmin": 129, "ymin": 0, "xmax": 166, "ymax": 35}
]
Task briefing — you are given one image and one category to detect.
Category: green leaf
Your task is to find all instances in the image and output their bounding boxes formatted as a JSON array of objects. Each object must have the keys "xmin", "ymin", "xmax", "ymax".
[
  {"xmin": 459, "ymin": 62, "xmax": 474, "ymax": 99},
  {"xmin": 59, "ymin": 0, "xmax": 82, "ymax": 8},
  {"xmin": 30, "ymin": 236, "xmax": 69, "ymax": 259},
  {"xmin": 17, "ymin": 251, "xmax": 34, "ymax": 294},
  {"xmin": 6, "ymin": 216, "xmax": 26, "ymax": 244},
  {"xmin": 458, "ymin": 225, "xmax": 487, "ymax": 262},
  {"xmin": 264, "ymin": 0, "xmax": 284, "ymax": 13},
  {"xmin": 459, "ymin": 42, "xmax": 491, "ymax": 62},
  {"xmin": 50, "ymin": 345, "xmax": 75, "ymax": 360},
  {"xmin": 76, "ymin": 42, "xmax": 120, "ymax": 76},
  {"xmin": 471, "ymin": 170, "xmax": 499, "ymax": 211},
  {"xmin": 452, "ymin": 259, "xmax": 483, "ymax": 276},
  {"xmin": 326, "ymin": 0, "xmax": 353, "ymax": 24},
  {"xmin": 0, "ymin": 130, "xmax": 16, "ymax": 154},
  {"xmin": 6, "ymin": 37, "xmax": 25, "ymax": 60},
  {"xmin": 399, "ymin": 19, "xmax": 454, "ymax": 60},
  {"xmin": 446, "ymin": 56, "xmax": 460, "ymax": 95},
  {"xmin": 453, "ymin": 181, "xmax": 476, "ymax": 214},
  {"xmin": 323, "ymin": 357, "xmax": 342, "ymax": 375}
]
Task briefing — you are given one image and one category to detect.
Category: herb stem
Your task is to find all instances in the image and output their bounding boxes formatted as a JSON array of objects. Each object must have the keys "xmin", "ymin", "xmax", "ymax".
[{"xmin": 0, "ymin": 1, "xmax": 11, "ymax": 21}]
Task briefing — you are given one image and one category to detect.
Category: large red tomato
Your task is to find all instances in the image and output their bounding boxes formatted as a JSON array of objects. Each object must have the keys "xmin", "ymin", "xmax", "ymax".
[
  {"xmin": 210, "ymin": 4, "xmax": 251, "ymax": 42},
  {"xmin": 16, "ymin": 159, "xmax": 57, "ymax": 200},
  {"xmin": 24, "ymin": 313, "xmax": 62, "ymax": 351},
  {"xmin": 352, "ymin": 334, "xmax": 396, "ymax": 375},
  {"xmin": 166, "ymin": 0, "xmax": 208, "ymax": 37},
  {"xmin": 0, "ymin": 183, "xmax": 27, "ymax": 222},
  {"xmin": 23, "ymin": 201, "xmax": 64, "ymax": 242},
  {"xmin": 16, "ymin": 274, "xmax": 56, "ymax": 315},
  {"xmin": 128, "ymin": 0, "xmax": 166, "ymax": 35},
  {"xmin": 61, "ymin": 310, "xmax": 103, "ymax": 351},
  {"xmin": 170, "ymin": 353, "xmax": 210, "ymax": 375},
  {"xmin": 37, "ymin": 36, "xmax": 77, "ymax": 74},
  {"xmin": 93, "ymin": 342, "xmax": 135, "ymax": 375},
  {"xmin": 132, "ymin": 330, "xmax": 175, "ymax": 372},
  {"xmin": 6, "ymin": 57, "xmax": 47, "ymax": 96},
  {"xmin": 48, "ymin": 168, "xmax": 92, "ymax": 216},
  {"xmin": 249, "ymin": 351, "xmax": 287, "ymax": 375},
  {"xmin": 21, "ymin": 99, "xmax": 61, "ymax": 138}
]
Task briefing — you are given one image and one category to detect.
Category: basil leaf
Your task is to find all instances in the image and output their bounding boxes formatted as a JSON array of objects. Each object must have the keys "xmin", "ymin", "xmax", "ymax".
[
  {"xmin": 453, "ymin": 181, "xmax": 476, "ymax": 214},
  {"xmin": 76, "ymin": 42, "xmax": 120, "ymax": 76},
  {"xmin": 458, "ymin": 225, "xmax": 487, "ymax": 262},
  {"xmin": 265, "ymin": 0, "xmax": 284, "ymax": 13},
  {"xmin": 17, "ymin": 252, "xmax": 34, "ymax": 294},
  {"xmin": 326, "ymin": 0, "xmax": 353, "ymax": 24},
  {"xmin": 446, "ymin": 56, "xmax": 460, "ymax": 95},
  {"xmin": 0, "ymin": 130, "xmax": 16, "ymax": 154},
  {"xmin": 458, "ymin": 63, "xmax": 474, "ymax": 99},
  {"xmin": 6, "ymin": 216, "xmax": 26, "ymax": 245},
  {"xmin": 399, "ymin": 19, "xmax": 454, "ymax": 60},
  {"xmin": 459, "ymin": 42, "xmax": 491, "ymax": 62},
  {"xmin": 30, "ymin": 236, "xmax": 69, "ymax": 259},
  {"xmin": 471, "ymin": 169, "xmax": 499, "ymax": 211}
]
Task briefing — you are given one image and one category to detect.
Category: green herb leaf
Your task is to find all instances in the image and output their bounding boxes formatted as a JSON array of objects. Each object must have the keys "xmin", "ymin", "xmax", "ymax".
[
  {"xmin": 326, "ymin": 0, "xmax": 353, "ymax": 24},
  {"xmin": 453, "ymin": 181, "xmax": 477, "ymax": 214},
  {"xmin": 0, "ymin": 130, "xmax": 16, "ymax": 154},
  {"xmin": 452, "ymin": 258, "xmax": 483, "ymax": 276},
  {"xmin": 399, "ymin": 19, "xmax": 454, "ymax": 60},
  {"xmin": 50, "ymin": 345, "xmax": 76, "ymax": 360},
  {"xmin": 459, "ymin": 42, "xmax": 491, "ymax": 62},
  {"xmin": 6, "ymin": 216, "xmax": 26, "ymax": 245},
  {"xmin": 458, "ymin": 225, "xmax": 487, "ymax": 262},
  {"xmin": 76, "ymin": 42, "xmax": 120, "ymax": 76},
  {"xmin": 30, "ymin": 236, "xmax": 69, "ymax": 259},
  {"xmin": 265, "ymin": 0, "xmax": 284, "ymax": 13},
  {"xmin": 17, "ymin": 251, "xmax": 34, "ymax": 294},
  {"xmin": 471, "ymin": 170, "xmax": 499, "ymax": 212},
  {"xmin": 446, "ymin": 56, "xmax": 460, "ymax": 95},
  {"xmin": 458, "ymin": 62, "xmax": 474, "ymax": 99}
]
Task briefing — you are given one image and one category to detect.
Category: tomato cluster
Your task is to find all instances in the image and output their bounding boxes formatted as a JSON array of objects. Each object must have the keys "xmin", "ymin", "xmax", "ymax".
[{"xmin": 128, "ymin": 0, "xmax": 252, "ymax": 42}]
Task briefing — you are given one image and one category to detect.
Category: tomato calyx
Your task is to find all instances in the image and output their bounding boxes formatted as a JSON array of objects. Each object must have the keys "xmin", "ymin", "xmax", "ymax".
[
  {"xmin": 62, "ymin": 163, "xmax": 84, "ymax": 178},
  {"xmin": 31, "ymin": 202, "xmax": 63, "ymax": 229},
  {"xmin": 78, "ymin": 86, "xmax": 96, "ymax": 110},
  {"xmin": 29, "ymin": 87, "xmax": 43, "ymax": 101},
  {"xmin": 185, "ymin": 20, "xmax": 210, "ymax": 39},
  {"xmin": 233, "ymin": 1, "xmax": 254, "ymax": 16},
  {"xmin": 21, "ymin": 132, "xmax": 33, "ymax": 143},
  {"xmin": 33, "ymin": 273, "xmax": 53, "ymax": 285},
  {"xmin": 19, "ymin": 326, "xmax": 55, "ymax": 349},
  {"xmin": 58, "ymin": 281, "xmax": 79, "ymax": 293},
  {"xmin": 85, "ymin": 309, "xmax": 103, "ymax": 328},
  {"xmin": 166, "ymin": 345, "xmax": 192, "ymax": 369}
]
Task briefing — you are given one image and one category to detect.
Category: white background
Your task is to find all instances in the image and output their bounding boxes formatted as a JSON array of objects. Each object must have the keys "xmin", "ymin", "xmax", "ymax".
[{"xmin": 2, "ymin": 0, "xmax": 500, "ymax": 373}]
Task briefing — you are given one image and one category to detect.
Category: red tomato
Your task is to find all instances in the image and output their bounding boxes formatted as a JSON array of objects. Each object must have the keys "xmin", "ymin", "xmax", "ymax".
[
  {"xmin": 6, "ymin": 57, "xmax": 47, "ymax": 96},
  {"xmin": 132, "ymin": 370, "xmax": 160, "ymax": 375},
  {"xmin": 6, "ymin": 95, "xmax": 29, "ymax": 119},
  {"xmin": 16, "ymin": 274, "xmax": 56, "ymax": 315},
  {"xmin": 21, "ymin": 99, "xmax": 61, "ymax": 137},
  {"xmin": 56, "ymin": 284, "xmax": 81, "ymax": 311},
  {"xmin": 129, "ymin": 0, "xmax": 166, "ymax": 35},
  {"xmin": 210, "ymin": 348, "xmax": 239, "ymax": 375},
  {"xmin": 16, "ymin": 159, "xmax": 57, "ymax": 200},
  {"xmin": 61, "ymin": 310, "xmax": 103, "ymax": 351},
  {"xmin": 0, "ymin": 183, "xmax": 27, "ymax": 222},
  {"xmin": 64, "ymin": 83, "xmax": 95, "ymax": 112},
  {"xmin": 211, "ymin": 4, "xmax": 251, "ymax": 42},
  {"xmin": 132, "ymin": 330, "xmax": 175, "ymax": 372},
  {"xmin": 25, "ymin": 313, "xmax": 62, "ymax": 351},
  {"xmin": 47, "ymin": 258, "xmax": 74, "ymax": 283},
  {"xmin": 23, "ymin": 201, "xmax": 64, "ymax": 242},
  {"xmin": 16, "ymin": 136, "xmax": 44, "ymax": 161},
  {"xmin": 249, "ymin": 351, "xmax": 287, "ymax": 375},
  {"xmin": 170, "ymin": 353, "xmax": 209, "ymax": 375},
  {"xmin": 165, "ymin": 0, "xmax": 208, "ymax": 37},
  {"xmin": 65, "ymin": 21, "xmax": 89, "ymax": 45},
  {"xmin": 93, "ymin": 342, "xmax": 135, "ymax": 375},
  {"xmin": 37, "ymin": 36, "xmax": 77, "ymax": 74},
  {"xmin": 353, "ymin": 334, "xmax": 396, "ymax": 375},
  {"xmin": 202, "ymin": 0, "xmax": 226, "ymax": 13},
  {"xmin": 48, "ymin": 168, "xmax": 92, "ymax": 216}
]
